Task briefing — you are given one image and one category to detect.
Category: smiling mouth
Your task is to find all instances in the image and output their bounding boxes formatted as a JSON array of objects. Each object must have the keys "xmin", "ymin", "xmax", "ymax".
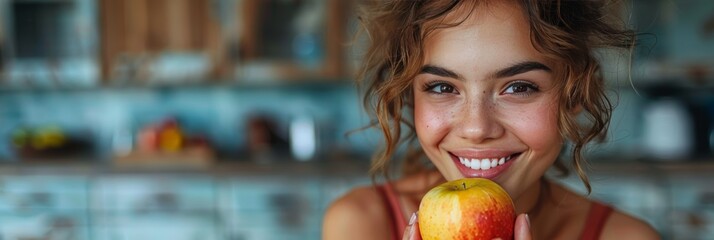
[{"xmin": 454, "ymin": 152, "xmax": 521, "ymax": 170}]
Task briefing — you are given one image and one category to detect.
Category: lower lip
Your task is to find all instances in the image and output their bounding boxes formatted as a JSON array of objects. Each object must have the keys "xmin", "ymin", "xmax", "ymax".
[{"xmin": 450, "ymin": 153, "xmax": 518, "ymax": 179}]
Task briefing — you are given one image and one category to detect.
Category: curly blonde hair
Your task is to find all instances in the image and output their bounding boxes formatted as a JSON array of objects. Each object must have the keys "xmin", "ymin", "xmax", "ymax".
[{"xmin": 356, "ymin": 0, "xmax": 635, "ymax": 193}]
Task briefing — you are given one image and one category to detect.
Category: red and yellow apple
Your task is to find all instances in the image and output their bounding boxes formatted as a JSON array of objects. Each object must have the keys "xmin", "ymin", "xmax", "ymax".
[{"xmin": 418, "ymin": 178, "xmax": 515, "ymax": 240}]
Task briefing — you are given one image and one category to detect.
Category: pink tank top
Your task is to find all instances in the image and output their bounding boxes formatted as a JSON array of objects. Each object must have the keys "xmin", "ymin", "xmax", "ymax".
[
  {"xmin": 377, "ymin": 183, "xmax": 408, "ymax": 240},
  {"xmin": 377, "ymin": 183, "xmax": 613, "ymax": 240}
]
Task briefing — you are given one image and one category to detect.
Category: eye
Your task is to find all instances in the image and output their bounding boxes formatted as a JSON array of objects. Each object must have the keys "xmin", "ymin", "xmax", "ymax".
[
  {"xmin": 503, "ymin": 81, "xmax": 539, "ymax": 95},
  {"xmin": 424, "ymin": 81, "xmax": 458, "ymax": 94}
]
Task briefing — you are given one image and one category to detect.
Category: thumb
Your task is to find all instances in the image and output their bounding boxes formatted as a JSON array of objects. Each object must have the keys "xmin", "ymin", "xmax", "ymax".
[
  {"xmin": 514, "ymin": 213, "xmax": 532, "ymax": 240},
  {"xmin": 403, "ymin": 212, "xmax": 422, "ymax": 240}
]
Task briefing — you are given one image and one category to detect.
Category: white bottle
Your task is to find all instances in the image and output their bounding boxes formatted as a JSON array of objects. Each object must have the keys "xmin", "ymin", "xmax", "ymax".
[{"xmin": 642, "ymin": 98, "xmax": 693, "ymax": 161}]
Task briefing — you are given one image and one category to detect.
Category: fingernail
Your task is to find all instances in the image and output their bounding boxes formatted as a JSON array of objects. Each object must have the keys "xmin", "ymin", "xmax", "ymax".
[
  {"xmin": 409, "ymin": 212, "xmax": 417, "ymax": 226},
  {"xmin": 525, "ymin": 214, "xmax": 531, "ymax": 228}
]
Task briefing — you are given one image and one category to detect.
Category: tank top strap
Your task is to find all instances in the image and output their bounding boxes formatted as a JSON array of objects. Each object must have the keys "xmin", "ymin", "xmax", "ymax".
[
  {"xmin": 580, "ymin": 202, "xmax": 614, "ymax": 240},
  {"xmin": 376, "ymin": 183, "xmax": 407, "ymax": 240}
]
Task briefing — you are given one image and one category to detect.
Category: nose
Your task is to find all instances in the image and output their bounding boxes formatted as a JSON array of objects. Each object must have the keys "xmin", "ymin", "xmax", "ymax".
[{"xmin": 454, "ymin": 96, "xmax": 505, "ymax": 142}]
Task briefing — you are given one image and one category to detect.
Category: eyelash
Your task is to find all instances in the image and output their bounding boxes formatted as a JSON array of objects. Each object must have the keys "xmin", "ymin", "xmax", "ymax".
[
  {"xmin": 502, "ymin": 81, "xmax": 540, "ymax": 95},
  {"xmin": 421, "ymin": 80, "xmax": 540, "ymax": 96},
  {"xmin": 422, "ymin": 80, "xmax": 456, "ymax": 94}
]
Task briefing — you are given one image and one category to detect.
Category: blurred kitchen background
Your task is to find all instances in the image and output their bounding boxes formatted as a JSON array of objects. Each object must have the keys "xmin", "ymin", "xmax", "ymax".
[{"xmin": 0, "ymin": 0, "xmax": 712, "ymax": 239}]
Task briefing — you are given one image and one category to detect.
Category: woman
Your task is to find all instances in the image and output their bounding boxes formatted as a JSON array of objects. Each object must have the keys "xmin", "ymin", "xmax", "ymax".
[{"xmin": 323, "ymin": 0, "xmax": 660, "ymax": 239}]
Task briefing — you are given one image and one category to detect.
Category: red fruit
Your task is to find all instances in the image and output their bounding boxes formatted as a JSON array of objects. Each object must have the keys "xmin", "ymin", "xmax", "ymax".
[{"xmin": 419, "ymin": 178, "xmax": 515, "ymax": 240}]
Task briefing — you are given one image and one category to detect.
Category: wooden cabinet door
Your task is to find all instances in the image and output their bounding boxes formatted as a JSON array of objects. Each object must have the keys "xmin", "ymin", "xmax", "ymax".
[
  {"xmin": 238, "ymin": 0, "xmax": 350, "ymax": 80},
  {"xmin": 99, "ymin": 0, "xmax": 226, "ymax": 81}
]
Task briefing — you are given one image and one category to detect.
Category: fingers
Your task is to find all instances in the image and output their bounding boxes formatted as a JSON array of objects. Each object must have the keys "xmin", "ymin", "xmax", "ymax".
[
  {"xmin": 514, "ymin": 213, "xmax": 532, "ymax": 240},
  {"xmin": 403, "ymin": 212, "xmax": 422, "ymax": 240}
]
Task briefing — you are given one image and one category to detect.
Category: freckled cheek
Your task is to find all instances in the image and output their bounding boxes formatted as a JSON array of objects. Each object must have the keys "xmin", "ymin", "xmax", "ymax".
[
  {"xmin": 414, "ymin": 102, "xmax": 454, "ymax": 142},
  {"xmin": 505, "ymin": 104, "xmax": 561, "ymax": 151}
]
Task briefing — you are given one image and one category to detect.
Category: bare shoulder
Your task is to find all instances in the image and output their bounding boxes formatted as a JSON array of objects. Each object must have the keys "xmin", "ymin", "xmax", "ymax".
[
  {"xmin": 322, "ymin": 185, "xmax": 391, "ymax": 240},
  {"xmin": 601, "ymin": 210, "xmax": 661, "ymax": 240}
]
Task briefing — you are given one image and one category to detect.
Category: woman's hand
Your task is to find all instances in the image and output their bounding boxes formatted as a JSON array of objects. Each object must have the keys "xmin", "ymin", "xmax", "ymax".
[
  {"xmin": 402, "ymin": 213, "xmax": 532, "ymax": 240},
  {"xmin": 512, "ymin": 213, "xmax": 532, "ymax": 240},
  {"xmin": 403, "ymin": 213, "xmax": 421, "ymax": 240}
]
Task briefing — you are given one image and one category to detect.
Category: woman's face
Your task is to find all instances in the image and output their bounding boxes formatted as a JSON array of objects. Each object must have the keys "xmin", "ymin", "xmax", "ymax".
[{"xmin": 413, "ymin": 2, "xmax": 563, "ymax": 200}]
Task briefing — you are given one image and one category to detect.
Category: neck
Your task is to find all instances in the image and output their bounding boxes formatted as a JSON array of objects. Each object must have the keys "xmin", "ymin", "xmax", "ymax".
[
  {"xmin": 514, "ymin": 177, "xmax": 547, "ymax": 216},
  {"xmin": 515, "ymin": 178, "xmax": 570, "ymax": 239}
]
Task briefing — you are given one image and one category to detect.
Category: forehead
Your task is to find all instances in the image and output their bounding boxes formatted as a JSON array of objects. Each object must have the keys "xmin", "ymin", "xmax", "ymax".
[
  {"xmin": 424, "ymin": 0, "xmax": 530, "ymax": 48},
  {"xmin": 421, "ymin": 1, "xmax": 549, "ymax": 72}
]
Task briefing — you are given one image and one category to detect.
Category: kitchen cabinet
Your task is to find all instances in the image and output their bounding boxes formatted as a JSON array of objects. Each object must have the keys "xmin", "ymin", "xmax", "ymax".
[
  {"xmin": 91, "ymin": 216, "xmax": 218, "ymax": 240},
  {"xmin": 666, "ymin": 172, "xmax": 714, "ymax": 240},
  {"xmin": 237, "ymin": 0, "xmax": 352, "ymax": 81},
  {"xmin": 0, "ymin": 214, "xmax": 90, "ymax": 240},
  {"xmin": 1, "ymin": 0, "xmax": 355, "ymax": 89},
  {"xmin": 0, "ymin": 163, "xmax": 370, "ymax": 240},
  {"xmin": 0, "ymin": 175, "xmax": 90, "ymax": 240},
  {"xmin": 90, "ymin": 175, "xmax": 220, "ymax": 240},
  {"xmin": 99, "ymin": 0, "xmax": 226, "ymax": 84},
  {"xmin": 91, "ymin": 175, "xmax": 217, "ymax": 213},
  {"xmin": 225, "ymin": 175, "xmax": 323, "ymax": 239},
  {"xmin": 0, "ymin": 175, "xmax": 88, "ymax": 213},
  {"xmin": 552, "ymin": 162, "xmax": 714, "ymax": 240},
  {"xmin": 0, "ymin": 0, "xmax": 100, "ymax": 88},
  {"xmin": 100, "ymin": 0, "xmax": 355, "ymax": 84}
]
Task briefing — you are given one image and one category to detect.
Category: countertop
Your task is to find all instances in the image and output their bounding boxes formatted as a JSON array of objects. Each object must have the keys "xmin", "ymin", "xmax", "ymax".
[{"xmin": 0, "ymin": 158, "xmax": 712, "ymax": 176}]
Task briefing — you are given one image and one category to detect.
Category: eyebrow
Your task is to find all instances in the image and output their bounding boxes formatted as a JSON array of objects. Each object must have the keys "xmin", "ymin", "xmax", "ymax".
[
  {"xmin": 420, "ymin": 65, "xmax": 463, "ymax": 79},
  {"xmin": 419, "ymin": 61, "xmax": 551, "ymax": 80},
  {"xmin": 493, "ymin": 61, "xmax": 551, "ymax": 78}
]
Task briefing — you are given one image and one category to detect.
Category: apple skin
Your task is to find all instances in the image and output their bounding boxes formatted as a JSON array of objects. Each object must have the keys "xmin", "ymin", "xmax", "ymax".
[{"xmin": 418, "ymin": 178, "xmax": 515, "ymax": 240}]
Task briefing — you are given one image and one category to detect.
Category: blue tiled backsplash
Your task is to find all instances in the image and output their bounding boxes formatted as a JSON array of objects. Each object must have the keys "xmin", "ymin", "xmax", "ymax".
[{"xmin": 0, "ymin": 83, "xmax": 382, "ymax": 161}]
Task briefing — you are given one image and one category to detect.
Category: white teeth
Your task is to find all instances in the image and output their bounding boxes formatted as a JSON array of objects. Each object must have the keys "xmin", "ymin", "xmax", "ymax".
[
  {"xmin": 457, "ymin": 154, "xmax": 516, "ymax": 170},
  {"xmin": 480, "ymin": 159, "xmax": 491, "ymax": 170}
]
